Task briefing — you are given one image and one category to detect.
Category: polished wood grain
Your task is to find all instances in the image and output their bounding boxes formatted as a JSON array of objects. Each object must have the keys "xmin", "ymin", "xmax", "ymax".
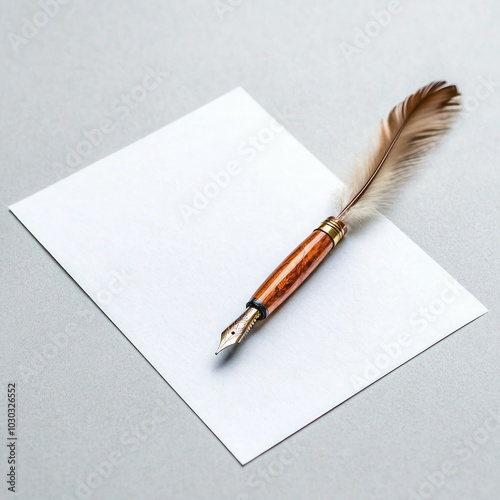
[{"xmin": 250, "ymin": 229, "xmax": 333, "ymax": 316}]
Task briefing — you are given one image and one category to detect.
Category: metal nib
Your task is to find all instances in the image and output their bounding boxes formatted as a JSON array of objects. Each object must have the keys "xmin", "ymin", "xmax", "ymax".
[{"xmin": 215, "ymin": 307, "xmax": 260, "ymax": 354}]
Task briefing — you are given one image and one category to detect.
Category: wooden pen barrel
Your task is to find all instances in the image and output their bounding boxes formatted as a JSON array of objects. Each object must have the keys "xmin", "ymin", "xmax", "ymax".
[{"xmin": 246, "ymin": 229, "xmax": 334, "ymax": 319}]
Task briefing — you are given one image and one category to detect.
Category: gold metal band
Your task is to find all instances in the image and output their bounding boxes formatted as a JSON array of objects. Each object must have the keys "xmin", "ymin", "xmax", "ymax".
[{"xmin": 316, "ymin": 216, "xmax": 347, "ymax": 246}]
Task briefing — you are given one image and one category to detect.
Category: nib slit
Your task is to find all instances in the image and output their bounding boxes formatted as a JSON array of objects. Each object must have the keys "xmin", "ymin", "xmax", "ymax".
[{"xmin": 215, "ymin": 306, "xmax": 260, "ymax": 354}]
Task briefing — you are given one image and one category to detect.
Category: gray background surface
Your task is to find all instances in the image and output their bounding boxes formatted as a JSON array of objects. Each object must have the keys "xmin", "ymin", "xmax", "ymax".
[{"xmin": 1, "ymin": 1, "xmax": 499, "ymax": 499}]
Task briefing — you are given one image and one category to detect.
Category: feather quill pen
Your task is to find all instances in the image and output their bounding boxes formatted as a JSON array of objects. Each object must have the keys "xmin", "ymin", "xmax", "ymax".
[{"xmin": 216, "ymin": 81, "xmax": 461, "ymax": 354}]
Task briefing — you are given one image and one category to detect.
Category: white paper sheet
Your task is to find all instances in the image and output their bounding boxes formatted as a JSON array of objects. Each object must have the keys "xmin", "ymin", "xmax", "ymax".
[{"xmin": 10, "ymin": 88, "xmax": 487, "ymax": 464}]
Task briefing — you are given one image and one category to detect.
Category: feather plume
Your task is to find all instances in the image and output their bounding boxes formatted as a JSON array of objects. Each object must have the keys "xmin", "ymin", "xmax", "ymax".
[{"xmin": 337, "ymin": 81, "xmax": 461, "ymax": 228}]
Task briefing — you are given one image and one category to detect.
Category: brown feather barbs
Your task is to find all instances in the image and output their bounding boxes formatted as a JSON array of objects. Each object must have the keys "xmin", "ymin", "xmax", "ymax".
[{"xmin": 337, "ymin": 81, "xmax": 461, "ymax": 228}]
